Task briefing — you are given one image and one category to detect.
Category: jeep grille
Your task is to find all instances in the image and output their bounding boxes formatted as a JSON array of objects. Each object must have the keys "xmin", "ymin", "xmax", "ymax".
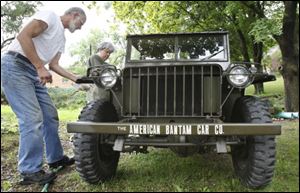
[{"xmin": 122, "ymin": 65, "xmax": 222, "ymax": 117}]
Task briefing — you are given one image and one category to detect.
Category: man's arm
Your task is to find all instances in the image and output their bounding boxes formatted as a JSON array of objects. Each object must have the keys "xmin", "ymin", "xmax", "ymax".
[
  {"xmin": 49, "ymin": 53, "xmax": 78, "ymax": 82},
  {"xmin": 17, "ymin": 19, "xmax": 52, "ymax": 85}
]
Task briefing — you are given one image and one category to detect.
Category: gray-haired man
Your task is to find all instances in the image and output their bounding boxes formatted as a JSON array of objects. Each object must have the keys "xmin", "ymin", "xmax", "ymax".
[{"xmin": 1, "ymin": 7, "xmax": 86, "ymax": 185}]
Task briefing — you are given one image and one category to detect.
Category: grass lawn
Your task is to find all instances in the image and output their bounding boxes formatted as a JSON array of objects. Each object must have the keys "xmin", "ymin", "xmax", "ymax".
[{"xmin": 245, "ymin": 75, "xmax": 284, "ymax": 96}]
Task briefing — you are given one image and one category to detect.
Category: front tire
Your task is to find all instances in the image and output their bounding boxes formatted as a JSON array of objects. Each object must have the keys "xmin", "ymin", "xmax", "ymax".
[
  {"xmin": 73, "ymin": 100, "xmax": 120, "ymax": 184},
  {"xmin": 231, "ymin": 96, "xmax": 276, "ymax": 189}
]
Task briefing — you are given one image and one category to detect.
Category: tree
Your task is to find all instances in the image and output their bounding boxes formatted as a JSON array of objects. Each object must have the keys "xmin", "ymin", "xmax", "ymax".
[
  {"xmin": 246, "ymin": 1, "xmax": 299, "ymax": 111},
  {"xmin": 1, "ymin": 1, "xmax": 42, "ymax": 50},
  {"xmin": 275, "ymin": 1, "xmax": 299, "ymax": 111}
]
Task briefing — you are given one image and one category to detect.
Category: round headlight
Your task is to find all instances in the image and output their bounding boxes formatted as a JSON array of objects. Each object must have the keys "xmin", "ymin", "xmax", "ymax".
[
  {"xmin": 227, "ymin": 66, "xmax": 251, "ymax": 88},
  {"xmin": 100, "ymin": 68, "xmax": 117, "ymax": 89}
]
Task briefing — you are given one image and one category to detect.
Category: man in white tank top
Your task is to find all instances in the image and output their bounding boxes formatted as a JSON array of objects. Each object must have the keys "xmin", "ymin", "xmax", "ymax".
[{"xmin": 1, "ymin": 7, "xmax": 86, "ymax": 185}]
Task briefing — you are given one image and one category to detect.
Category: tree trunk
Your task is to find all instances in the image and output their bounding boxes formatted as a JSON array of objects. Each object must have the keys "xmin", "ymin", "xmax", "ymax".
[
  {"xmin": 236, "ymin": 29, "xmax": 250, "ymax": 62},
  {"xmin": 275, "ymin": 1, "xmax": 299, "ymax": 111},
  {"xmin": 280, "ymin": 59, "xmax": 299, "ymax": 111},
  {"xmin": 253, "ymin": 41, "xmax": 264, "ymax": 94}
]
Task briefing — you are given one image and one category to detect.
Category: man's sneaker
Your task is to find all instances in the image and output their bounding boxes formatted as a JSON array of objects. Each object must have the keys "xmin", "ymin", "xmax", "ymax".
[
  {"xmin": 48, "ymin": 155, "xmax": 75, "ymax": 169},
  {"xmin": 20, "ymin": 170, "xmax": 57, "ymax": 185}
]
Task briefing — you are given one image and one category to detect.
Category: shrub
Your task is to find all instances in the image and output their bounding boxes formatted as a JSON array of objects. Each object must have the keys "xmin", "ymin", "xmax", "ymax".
[
  {"xmin": 1, "ymin": 87, "xmax": 86, "ymax": 109},
  {"xmin": 48, "ymin": 87, "xmax": 87, "ymax": 109}
]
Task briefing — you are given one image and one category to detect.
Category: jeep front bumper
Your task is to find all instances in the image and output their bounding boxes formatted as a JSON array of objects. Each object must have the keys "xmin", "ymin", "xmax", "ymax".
[{"xmin": 67, "ymin": 122, "xmax": 281, "ymax": 135}]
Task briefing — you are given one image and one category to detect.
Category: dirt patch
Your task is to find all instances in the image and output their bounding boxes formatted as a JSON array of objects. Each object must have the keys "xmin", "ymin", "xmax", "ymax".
[{"xmin": 1, "ymin": 122, "xmax": 74, "ymax": 192}]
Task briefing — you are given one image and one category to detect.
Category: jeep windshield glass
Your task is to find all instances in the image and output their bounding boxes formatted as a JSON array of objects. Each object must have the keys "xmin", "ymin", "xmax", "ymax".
[
  {"xmin": 130, "ymin": 37, "xmax": 175, "ymax": 60},
  {"xmin": 178, "ymin": 35, "xmax": 226, "ymax": 61},
  {"xmin": 129, "ymin": 34, "xmax": 227, "ymax": 62}
]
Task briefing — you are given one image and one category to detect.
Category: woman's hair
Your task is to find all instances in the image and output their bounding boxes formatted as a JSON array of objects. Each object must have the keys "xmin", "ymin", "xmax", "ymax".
[{"xmin": 97, "ymin": 42, "xmax": 115, "ymax": 53}]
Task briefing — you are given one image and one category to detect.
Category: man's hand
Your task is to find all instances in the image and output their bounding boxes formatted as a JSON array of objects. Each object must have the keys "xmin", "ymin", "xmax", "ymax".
[{"xmin": 37, "ymin": 66, "xmax": 52, "ymax": 85}]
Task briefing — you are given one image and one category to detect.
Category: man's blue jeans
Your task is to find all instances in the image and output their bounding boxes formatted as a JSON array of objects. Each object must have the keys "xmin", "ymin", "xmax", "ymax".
[{"xmin": 1, "ymin": 53, "xmax": 64, "ymax": 174}]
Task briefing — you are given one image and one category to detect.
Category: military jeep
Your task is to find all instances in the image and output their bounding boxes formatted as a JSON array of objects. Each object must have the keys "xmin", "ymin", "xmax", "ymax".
[{"xmin": 67, "ymin": 31, "xmax": 281, "ymax": 189}]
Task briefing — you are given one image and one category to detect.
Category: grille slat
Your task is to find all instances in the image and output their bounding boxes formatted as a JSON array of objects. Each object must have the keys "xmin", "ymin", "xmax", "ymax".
[
  {"xmin": 129, "ymin": 68, "xmax": 132, "ymax": 115},
  {"xmin": 192, "ymin": 66, "xmax": 194, "ymax": 115},
  {"xmin": 174, "ymin": 67, "xmax": 176, "ymax": 115},
  {"xmin": 138, "ymin": 68, "xmax": 141, "ymax": 116},
  {"xmin": 123, "ymin": 65, "xmax": 222, "ymax": 117},
  {"xmin": 183, "ymin": 66, "xmax": 185, "ymax": 116},
  {"xmin": 147, "ymin": 67, "xmax": 149, "ymax": 116},
  {"xmin": 156, "ymin": 67, "xmax": 158, "ymax": 116},
  {"xmin": 201, "ymin": 66, "xmax": 204, "ymax": 116},
  {"xmin": 210, "ymin": 65, "xmax": 213, "ymax": 116},
  {"xmin": 164, "ymin": 67, "xmax": 167, "ymax": 116}
]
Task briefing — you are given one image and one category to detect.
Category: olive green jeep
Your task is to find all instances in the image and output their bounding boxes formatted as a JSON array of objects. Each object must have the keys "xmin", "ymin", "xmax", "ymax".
[{"xmin": 68, "ymin": 31, "xmax": 281, "ymax": 188}]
